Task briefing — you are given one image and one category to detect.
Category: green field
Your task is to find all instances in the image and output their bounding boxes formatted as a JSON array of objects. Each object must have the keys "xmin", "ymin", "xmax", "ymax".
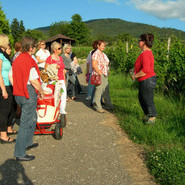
[
  {"xmin": 109, "ymin": 72, "xmax": 185, "ymax": 185},
  {"xmin": 72, "ymin": 46, "xmax": 91, "ymax": 59}
]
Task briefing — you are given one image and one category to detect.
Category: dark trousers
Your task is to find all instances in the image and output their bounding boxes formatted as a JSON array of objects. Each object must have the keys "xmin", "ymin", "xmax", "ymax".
[
  {"xmin": 0, "ymin": 86, "xmax": 14, "ymax": 131},
  {"xmin": 66, "ymin": 72, "xmax": 76, "ymax": 98},
  {"xmin": 138, "ymin": 76, "xmax": 157, "ymax": 117},
  {"xmin": 74, "ymin": 74, "xmax": 83, "ymax": 94}
]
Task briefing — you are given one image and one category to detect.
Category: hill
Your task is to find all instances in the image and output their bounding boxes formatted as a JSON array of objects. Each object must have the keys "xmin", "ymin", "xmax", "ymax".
[
  {"xmin": 85, "ymin": 18, "xmax": 185, "ymax": 39},
  {"xmin": 35, "ymin": 18, "xmax": 185, "ymax": 39},
  {"xmin": 35, "ymin": 26, "xmax": 50, "ymax": 32}
]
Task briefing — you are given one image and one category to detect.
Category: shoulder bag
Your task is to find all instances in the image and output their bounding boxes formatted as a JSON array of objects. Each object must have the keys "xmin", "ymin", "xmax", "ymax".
[{"xmin": 91, "ymin": 74, "xmax": 101, "ymax": 85}]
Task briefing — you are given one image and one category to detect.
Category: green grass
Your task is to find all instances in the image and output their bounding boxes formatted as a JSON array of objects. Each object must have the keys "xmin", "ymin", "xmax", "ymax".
[
  {"xmin": 72, "ymin": 46, "xmax": 91, "ymax": 59},
  {"xmin": 109, "ymin": 71, "xmax": 185, "ymax": 185}
]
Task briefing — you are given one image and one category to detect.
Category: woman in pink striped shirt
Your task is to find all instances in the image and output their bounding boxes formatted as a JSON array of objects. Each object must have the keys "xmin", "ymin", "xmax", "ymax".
[{"xmin": 92, "ymin": 40, "xmax": 113, "ymax": 113}]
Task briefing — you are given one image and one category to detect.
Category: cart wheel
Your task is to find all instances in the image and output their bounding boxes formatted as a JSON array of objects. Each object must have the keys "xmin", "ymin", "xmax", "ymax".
[
  {"xmin": 53, "ymin": 124, "xmax": 63, "ymax": 140},
  {"xmin": 60, "ymin": 114, "xmax": 66, "ymax": 128}
]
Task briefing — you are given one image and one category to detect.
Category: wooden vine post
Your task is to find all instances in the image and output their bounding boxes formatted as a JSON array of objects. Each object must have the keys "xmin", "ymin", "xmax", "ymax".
[
  {"xmin": 126, "ymin": 42, "xmax": 128, "ymax": 53},
  {"xmin": 167, "ymin": 37, "xmax": 171, "ymax": 60}
]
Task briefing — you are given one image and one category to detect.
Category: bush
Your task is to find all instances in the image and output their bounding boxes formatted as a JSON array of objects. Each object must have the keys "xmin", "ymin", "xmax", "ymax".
[
  {"xmin": 106, "ymin": 41, "xmax": 140, "ymax": 73},
  {"xmin": 107, "ymin": 35, "xmax": 185, "ymax": 94},
  {"xmin": 147, "ymin": 147, "xmax": 185, "ymax": 185}
]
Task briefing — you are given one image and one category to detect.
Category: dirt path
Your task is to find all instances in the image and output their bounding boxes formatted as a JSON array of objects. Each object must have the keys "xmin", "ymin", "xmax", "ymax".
[{"xmin": 0, "ymin": 63, "xmax": 156, "ymax": 185}]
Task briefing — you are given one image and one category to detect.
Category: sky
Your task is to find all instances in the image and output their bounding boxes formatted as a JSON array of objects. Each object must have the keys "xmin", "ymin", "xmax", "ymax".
[{"xmin": 1, "ymin": 0, "xmax": 185, "ymax": 31}]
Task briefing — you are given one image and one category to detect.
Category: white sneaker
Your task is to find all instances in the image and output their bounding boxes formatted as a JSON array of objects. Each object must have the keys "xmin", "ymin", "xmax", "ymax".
[
  {"xmin": 85, "ymin": 96, "xmax": 91, "ymax": 101},
  {"xmin": 60, "ymin": 111, "xmax": 68, "ymax": 115}
]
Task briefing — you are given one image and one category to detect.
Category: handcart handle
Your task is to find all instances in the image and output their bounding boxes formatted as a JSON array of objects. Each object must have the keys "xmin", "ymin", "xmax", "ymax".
[{"xmin": 37, "ymin": 105, "xmax": 47, "ymax": 118}]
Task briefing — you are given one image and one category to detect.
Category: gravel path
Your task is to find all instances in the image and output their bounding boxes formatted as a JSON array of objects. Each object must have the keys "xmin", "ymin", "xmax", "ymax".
[{"xmin": 0, "ymin": 63, "xmax": 156, "ymax": 185}]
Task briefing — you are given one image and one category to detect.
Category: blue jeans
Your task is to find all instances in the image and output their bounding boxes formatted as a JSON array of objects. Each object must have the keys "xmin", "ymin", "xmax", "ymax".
[
  {"xmin": 14, "ymin": 85, "xmax": 37, "ymax": 157},
  {"xmin": 87, "ymin": 73, "xmax": 95, "ymax": 98},
  {"xmin": 138, "ymin": 76, "xmax": 157, "ymax": 117}
]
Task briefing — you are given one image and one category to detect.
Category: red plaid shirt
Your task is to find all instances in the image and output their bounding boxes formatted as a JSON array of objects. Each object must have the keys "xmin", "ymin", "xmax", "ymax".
[{"xmin": 92, "ymin": 49, "xmax": 109, "ymax": 76}]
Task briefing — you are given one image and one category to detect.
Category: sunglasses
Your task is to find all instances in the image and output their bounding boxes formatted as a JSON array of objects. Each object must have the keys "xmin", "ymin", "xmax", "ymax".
[
  {"xmin": 138, "ymin": 39, "xmax": 144, "ymax": 42},
  {"xmin": 57, "ymin": 47, "xmax": 62, "ymax": 50}
]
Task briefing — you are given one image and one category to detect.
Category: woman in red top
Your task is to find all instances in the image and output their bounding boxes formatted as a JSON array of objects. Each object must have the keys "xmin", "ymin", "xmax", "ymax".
[
  {"xmin": 132, "ymin": 33, "xmax": 157, "ymax": 123},
  {"xmin": 45, "ymin": 42, "xmax": 67, "ymax": 114}
]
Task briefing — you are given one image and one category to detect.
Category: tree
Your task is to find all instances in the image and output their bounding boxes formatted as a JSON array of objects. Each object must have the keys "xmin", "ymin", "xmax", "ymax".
[
  {"xmin": 0, "ymin": 5, "xmax": 10, "ymax": 34},
  {"xmin": 10, "ymin": 19, "xmax": 26, "ymax": 43},
  {"xmin": 68, "ymin": 14, "xmax": 90, "ymax": 44},
  {"xmin": 19, "ymin": 20, "xmax": 25, "ymax": 35},
  {"xmin": 116, "ymin": 33, "xmax": 133, "ymax": 42},
  {"xmin": 49, "ymin": 21, "xmax": 70, "ymax": 37},
  {"xmin": 22, "ymin": 29, "xmax": 48, "ymax": 42},
  {"xmin": 10, "ymin": 18, "xmax": 20, "ymax": 42},
  {"xmin": 71, "ymin": 14, "xmax": 82, "ymax": 22}
]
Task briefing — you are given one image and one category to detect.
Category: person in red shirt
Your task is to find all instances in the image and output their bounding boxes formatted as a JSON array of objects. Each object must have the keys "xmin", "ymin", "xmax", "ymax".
[
  {"xmin": 132, "ymin": 33, "xmax": 157, "ymax": 123},
  {"xmin": 45, "ymin": 41, "xmax": 67, "ymax": 114},
  {"xmin": 11, "ymin": 37, "xmax": 44, "ymax": 161}
]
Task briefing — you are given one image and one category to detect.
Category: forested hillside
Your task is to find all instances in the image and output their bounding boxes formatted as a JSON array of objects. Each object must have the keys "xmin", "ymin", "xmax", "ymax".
[
  {"xmin": 86, "ymin": 18, "xmax": 185, "ymax": 39},
  {"xmin": 35, "ymin": 18, "xmax": 185, "ymax": 40}
]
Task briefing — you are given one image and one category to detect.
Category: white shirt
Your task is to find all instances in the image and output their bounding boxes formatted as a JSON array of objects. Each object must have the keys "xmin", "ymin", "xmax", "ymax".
[
  {"xmin": 36, "ymin": 49, "xmax": 50, "ymax": 68},
  {"xmin": 9, "ymin": 67, "xmax": 39, "ymax": 85},
  {"xmin": 28, "ymin": 67, "xmax": 39, "ymax": 84}
]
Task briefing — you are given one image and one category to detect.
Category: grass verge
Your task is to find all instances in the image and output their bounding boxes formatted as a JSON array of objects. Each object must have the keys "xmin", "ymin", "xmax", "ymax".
[
  {"xmin": 109, "ymin": 71, "xmax": 185, "ymax": 185},
  {"xmin": 72, "ymin": 46, "xmax": 91, "ymax": 59}
]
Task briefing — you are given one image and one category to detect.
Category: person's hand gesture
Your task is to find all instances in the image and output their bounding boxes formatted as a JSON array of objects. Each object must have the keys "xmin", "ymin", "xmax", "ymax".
[{"xmin": 132, "ymin": 74, "xmax": 136, "ymax": 81}]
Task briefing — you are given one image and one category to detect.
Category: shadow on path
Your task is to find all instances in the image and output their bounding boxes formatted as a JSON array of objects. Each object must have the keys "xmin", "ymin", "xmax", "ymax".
[
  {"xmin": 72, "ymin": 84, "xmax": 115, "ymax": 115},
  {"xmin": 68, "ymin": 83, "xmax": 96, "ymax": 111},
  {"xmin": 0, "ymin": 159, "xmax": 33, "ymax": 185}
]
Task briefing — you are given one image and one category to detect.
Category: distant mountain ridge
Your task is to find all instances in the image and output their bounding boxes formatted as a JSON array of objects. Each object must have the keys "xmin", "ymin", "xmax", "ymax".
[
  {"xmin": 35, "ymin": 26, "xmax": 50, "ymax": 32},
  {"xmin": 35, "ymin": 18, "xmax": 185, "ymax": 39}
]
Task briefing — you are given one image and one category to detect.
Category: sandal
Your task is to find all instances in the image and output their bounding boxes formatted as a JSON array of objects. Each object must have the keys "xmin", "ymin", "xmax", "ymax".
[
  {"xmin": 71, "ymin": 96, "xmax": 79, "ymax": 100},
  {"xmin": 147, "ymin": 117, "xmax": 156, "ymax": 124},
  {"xmin": 67, "ymin": 97, "xmax": 71, "ymax": 102},
  {"xmin": 1, "ymin": 137, "xmax": 16, "ymax": 144},
  {"xmin": 7, "ymin": 130, "xmax": 18, "ymax": 135}
]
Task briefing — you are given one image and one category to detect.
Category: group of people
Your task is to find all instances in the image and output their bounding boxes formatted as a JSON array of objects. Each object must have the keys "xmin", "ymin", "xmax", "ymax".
[
  {"xmin": 0, "ymin": 32, "xmax": 157, "ymax": 161},
  {"xmin": 0, "ymin": 35, "xmax": 84, "ymax": 161},
  {"xmin": 85, "ymin": 35, "xmax": 157, "ymax": 121},
  {"xmin": 0, "ymin": 36, "xmax": 44, "ymax": 161}
]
